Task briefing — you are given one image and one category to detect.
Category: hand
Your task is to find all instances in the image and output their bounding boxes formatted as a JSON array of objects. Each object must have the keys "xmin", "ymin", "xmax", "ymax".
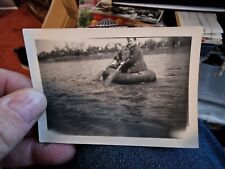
[
  {"xmin": 111, "ymin": 60, "xmax": 117, "ymax": 66},
  {"xmin": 0, "ymin": 69, "xmax": 75, "ymax": 168}
]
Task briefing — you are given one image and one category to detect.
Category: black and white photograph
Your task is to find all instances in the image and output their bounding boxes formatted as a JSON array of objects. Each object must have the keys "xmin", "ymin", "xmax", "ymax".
[
  {"xmin": 23, "ymin": 27, "xmax": 202, "ymax": 148},
  {"xmin": 95, "ymin": 1, "xmax": 164, "ymax": 24}
]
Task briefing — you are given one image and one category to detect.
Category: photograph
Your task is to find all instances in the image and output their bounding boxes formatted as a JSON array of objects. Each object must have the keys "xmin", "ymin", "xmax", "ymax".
[
  {"xmin": 95, "ymin": 2, "xmax": 164, "ymax": 24},
  {"xmin": 23, "ymin": 27, "xmax": 202, "ymax": 148},
  {"xmin": 78, "ymin": 0, "xmax": 164, "ymax": 28}
]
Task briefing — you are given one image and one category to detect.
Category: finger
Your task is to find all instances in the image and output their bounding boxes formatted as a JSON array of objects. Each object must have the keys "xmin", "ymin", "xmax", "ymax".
[
  {"xmin": 2, "ymin": 138, "xmax": 75, "ymax": 168},
  {"xmin": 0, "ymin": 68, "xmax": 31, "ymax": 96},
  {"xmin": 0, "ymin": 88, "xmax": 47, "ymax": 160}
]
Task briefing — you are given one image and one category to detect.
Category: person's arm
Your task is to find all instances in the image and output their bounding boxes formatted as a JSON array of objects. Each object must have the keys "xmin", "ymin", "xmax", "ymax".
[
  {"xmin": 0, "ymin": 68, "xmax": 75, "ymax": 168},
  {"xmin": 122, "ymin": 47, "xmax": 141, "ymax": 67}
]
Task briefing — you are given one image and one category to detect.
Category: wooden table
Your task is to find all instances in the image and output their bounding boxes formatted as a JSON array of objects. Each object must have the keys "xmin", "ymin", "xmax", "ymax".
[{"xmin": 0, "ymin": 2, "xmax": 42, "ymax": 77}]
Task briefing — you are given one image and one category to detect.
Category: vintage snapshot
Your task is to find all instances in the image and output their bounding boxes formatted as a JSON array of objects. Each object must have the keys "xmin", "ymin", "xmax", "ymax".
[
  {"xmin": 95, "ymin": 2, "xmax": 164, "ymax": 24},
  {"xmin": 23, "ymin": 27, "xmax": 202, "ymax": 148}
]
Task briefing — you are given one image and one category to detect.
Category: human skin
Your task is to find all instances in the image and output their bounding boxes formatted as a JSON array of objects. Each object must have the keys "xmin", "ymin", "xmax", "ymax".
[
  {"xmin": 127, "ymin": 37, "xmax": 136, "ymax": 48},
  {"xmin": 0, "ymin": 68, "xmax": 75, "ymax": 168}
]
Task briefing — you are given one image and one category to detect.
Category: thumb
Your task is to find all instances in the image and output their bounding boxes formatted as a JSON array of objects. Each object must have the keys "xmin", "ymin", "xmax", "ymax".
[{"xmin": 0, "ymin": 89, "xmax": 47, "ymax": 160}]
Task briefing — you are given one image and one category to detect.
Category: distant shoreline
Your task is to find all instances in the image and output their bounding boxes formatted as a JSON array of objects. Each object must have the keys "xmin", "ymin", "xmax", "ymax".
[{"xmin": 38, "ymin": 46, "xmax": 190, "ymax": 63}]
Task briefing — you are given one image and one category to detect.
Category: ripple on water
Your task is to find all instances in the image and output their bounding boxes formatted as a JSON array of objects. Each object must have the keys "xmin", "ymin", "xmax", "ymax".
[{"xmin": 42, "ymin": 52, "xmax": 189, "ymax": 138}]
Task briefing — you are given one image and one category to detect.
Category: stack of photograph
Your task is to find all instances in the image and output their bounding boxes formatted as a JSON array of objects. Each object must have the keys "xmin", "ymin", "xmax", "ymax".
[
  {"xmin": 78, "ymin": 0, "xmax": 164, "ymax": 28},
  {"xmin": 175, "ymin": 11, "xmax": 224, "ymax": 45}
]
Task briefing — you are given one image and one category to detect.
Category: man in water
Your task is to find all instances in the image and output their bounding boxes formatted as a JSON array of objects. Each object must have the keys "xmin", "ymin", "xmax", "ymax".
[
  {"xmin": 110, "ymin": 43, "xmax": 128, "ymax": 69},
  {"xmin": 120, "ymin": 37, "xmax": 147, "ymax": 73},
  {"xmin": 102, "ymin": 43, "xmax": 128, "ymax": 80}
]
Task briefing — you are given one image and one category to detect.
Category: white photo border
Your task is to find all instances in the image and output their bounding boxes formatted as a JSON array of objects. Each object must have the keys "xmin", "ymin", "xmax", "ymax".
[{"xmin": 23, "ymin": 27, "xmax": 203, "ymax": 148}]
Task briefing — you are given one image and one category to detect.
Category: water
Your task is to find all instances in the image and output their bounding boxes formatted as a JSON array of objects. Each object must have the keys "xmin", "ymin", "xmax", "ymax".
[{"xmin": 40, "ymin": 48, "xmax": 189, "ymax": 138}]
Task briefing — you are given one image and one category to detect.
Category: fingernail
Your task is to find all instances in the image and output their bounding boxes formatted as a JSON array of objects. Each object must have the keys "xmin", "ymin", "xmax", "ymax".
[{"xmin": 7, "ymin": 90, "xmax": 46, "ymax": 124}]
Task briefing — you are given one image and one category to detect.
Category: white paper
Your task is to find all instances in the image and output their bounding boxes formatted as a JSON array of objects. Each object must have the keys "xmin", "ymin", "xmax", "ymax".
[{"xmin": 23, "ymin": 27, "xmax": 202, "ymax": 148}]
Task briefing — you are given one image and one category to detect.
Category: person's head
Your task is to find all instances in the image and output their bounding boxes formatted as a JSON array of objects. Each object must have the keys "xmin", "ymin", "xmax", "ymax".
[
  {"xmin": 115, "ymin": 43, "xmax": 122, "ymax": 52},
  {"xmin": 127, "ymin": 37, "xmax": 136, "ymax": 48}
]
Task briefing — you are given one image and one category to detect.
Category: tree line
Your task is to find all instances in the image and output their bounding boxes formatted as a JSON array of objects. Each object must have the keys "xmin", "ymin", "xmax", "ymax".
[{"xmin": 38, "ymin": 37, "xmax": 191, "ymax": 62}]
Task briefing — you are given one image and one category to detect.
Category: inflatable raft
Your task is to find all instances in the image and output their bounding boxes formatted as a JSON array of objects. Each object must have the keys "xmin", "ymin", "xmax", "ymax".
[{"xmin": 102, "ymin": 67, "xmax": 156, "ymax": 84}]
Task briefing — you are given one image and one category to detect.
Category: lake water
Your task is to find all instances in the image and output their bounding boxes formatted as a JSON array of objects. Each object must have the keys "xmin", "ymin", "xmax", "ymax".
[{"xmin": 40, "ymin": 48, "xmax": 190, "ymax": 138}]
